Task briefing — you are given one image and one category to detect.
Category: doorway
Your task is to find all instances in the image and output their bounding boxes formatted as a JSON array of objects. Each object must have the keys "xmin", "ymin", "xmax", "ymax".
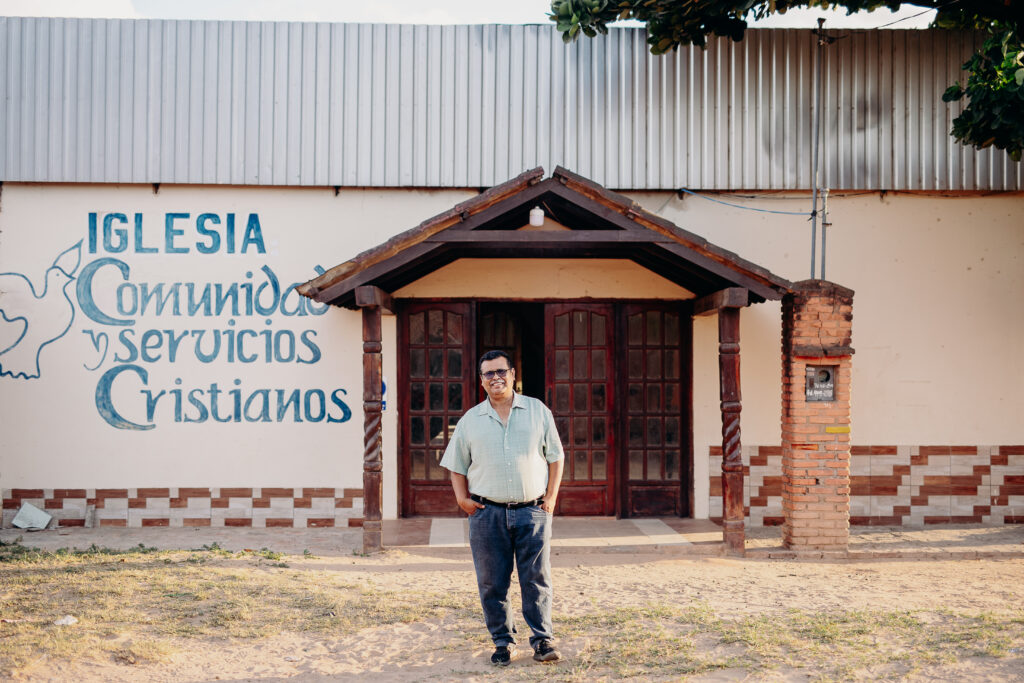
[{"xmin": 398, "ymin": 300, "xmax": 689, "ymax": 518}]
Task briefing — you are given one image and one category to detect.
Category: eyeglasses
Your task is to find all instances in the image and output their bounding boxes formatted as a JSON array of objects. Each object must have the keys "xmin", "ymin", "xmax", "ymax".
[{"xmin": 480, "ymin": 368, "xmax": 511, "ymax": 380}]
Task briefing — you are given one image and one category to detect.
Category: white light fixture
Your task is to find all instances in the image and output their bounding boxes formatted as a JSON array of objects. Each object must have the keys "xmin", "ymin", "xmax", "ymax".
[{"xmin": 529, "ymin": 205, "xmax": 544, "ymax": 227}]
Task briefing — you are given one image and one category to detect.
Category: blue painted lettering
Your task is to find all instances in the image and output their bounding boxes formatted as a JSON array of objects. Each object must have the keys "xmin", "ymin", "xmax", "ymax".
[
  {"xmin": 77, "ymin": 258, "xmax": 133, "ymax": 326},
  {"xmin": 241, "ymin": 214, "xmax": 266, "ymax": 254},
  {"xmin": 186, "ymin": 389, "xmax": 209, "ymax": 422},
  {"xmin": 196, "ymin": 213, "xmax": 221, "ymax": 254},
  {"xmin": 95, "ymin": 364, "xmax": 154, "ymax": 430},
  {"xmin": 328, "ymin": 388, "xmax": 352, "ymax": 423},
  {"xmin": 103, "ymin": 213, "xmax": 129, "ymax": 253},
  {"xmin": 165, "ymin": 213, "xmax": 189, "ymax": 254},
  {"xmin": 277, "ymin": 389, "xmax": 302, "ymax": 422},
  {"xmin": 304, "ymin": 389, "xmax": 326, "ymax": 422},
  {"xmin": 244, "ymin": 389, "xmax": 272, "ymax": 422},
  {"xmin": 298, "ymin": 330, "xmax": 321, "ymax": 364},
  {"xmin": 114, "ymin": 329, "xmax": 138, "ymax": 363}
]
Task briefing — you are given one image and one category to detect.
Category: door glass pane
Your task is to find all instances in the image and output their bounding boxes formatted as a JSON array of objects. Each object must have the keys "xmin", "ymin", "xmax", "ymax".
[
  {"xmin": 646, "ymin": 384, "xmax": 662, "ymax": 412},
  {"xmin": 428, "ymin": 310, "xmax": 444, "ymax": 344},
  {"xmin": 629, "ymin": 450, "xmax": 644, "ymax": 479},
  {"xmin": 646, "ymin": 311, "xmax": 662, "ymax": 344},
  {"xmin": 448, "ymin": 349, "xmax": 462, "ymax": 378},
  {"xmin": 446, "ymin": 312, "xmax": 463, "ymax": 343},
  {"xmin": 481, "ymin": 314, "xmax": 495, "ymax": 346},
  {"xmin": 429, "ymin": 383, "xmax": 443, "ymax": 411},
  {"xmin": 410, "ymin": 383, "xmax": 425, "ymax": 411},
  {"xmin": 429, "ymin": 349, "xmax": 443, "ymax": 378},
  {"xmin": 628, "ymin": 383, "xmax": 643, "ymax": 412},
  {"xmin": 665, "ymin": 349, "xmax": 679, "ymax": 379},
  {"xmin": 592, "ymin": 384, "xmax": 606, "ymax": 411},
  {"xmin": 411, "ymin": 450, "xmax": 426, "ymax": 479},
  {"xmin": 665, "ymin": 313, "xmax": 680, "ymax": 345},
  {"xmin": 665, "ymin": 417, "xmax": 680, "ymax": 446},
  {"xmin": 410, "ymin": 417, "xmax": 424, "ymax": 444},
  {"xmin": 573, "ymin": 384, "xmax": 589, "ymax": 412},
  {"xmin": 573, "ymin": 417, "xmax": 588, "ymax": 447},
  {"xmin": 592, "ymin": 417, "xmax": 606, "ymax": 445},
  {"xmin": 628, "ymin": 314, "xmax": 642, "ymax": 345},
  {"xmin": 409, "ymin": 313, "xmax": 425, "ymax": 344},
  {"xmin": 666, "ymin": 450, "xmax": 680, "ymax": 480},
  {"xmin": 628, "ymin": 350, "xmax": 643, "ymax": 378},
  {"xmin": 429, "ymin": 416, "xmax": 444, "ymax": 445},
  {"xmin": 554, "ymin": 314, "xmax": 569, "ymax": 345},
  {"xmin": 447, "ymin": 417, "xmax": 459, "ymax": 441},
  {"xmin": 664, "ymin": 384, "xmax": 680, "ymax": 411},
  {"xmin": 555, "ymin": 417, "xmax": 570, "ymax": 446},
  {"xmin": 647, "ymin": 450, "xmax": 662, "ymax": 480},
  {"xmin": 574, "ymin": 450, "xmax": 589, "ymax": 480},
  {"xmin": 573, "ymin": 350, "xmax": 588, "ymax": 379},
  {"xmin": 555, "ymin": 350, "xmax": 570, "ymax": 379},
  {"xmin": 647, "ymin": 417, "xmax": 662, "ymax": 446},
  {"xmin": 573, "ymin": 311, "xmax": 588, "ymax": 345},
  {"xmin": 448, "ymin": 383, "xmax": 462, "ymax": 411},
  {"xmin": 628, "ymin": 417, "xmax": 644, "ymax": 446},
  {"xmin": 591, "ymin": 313, "xmax": 606, "ymax": 344},
  {"xmin": 592, "ymin": 450, "xmax": 606, "ymax": 480},
  {"xmin": 410, "ymin": 349, "xmax": 425, "ymax": 378},
  {"xmin": 555, "ymin": 384, "xmax": 570, "ymax": 412},
  {"xmin": 591, "ymin": 349, "xmax": 606, "ymax": 379},
  {"xmin": 646, "ymin": 350, "xmax": 662, "ymax": 378}
]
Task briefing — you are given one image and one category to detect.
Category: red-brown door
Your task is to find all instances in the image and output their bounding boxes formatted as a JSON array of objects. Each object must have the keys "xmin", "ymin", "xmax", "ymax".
[
  {"xmin": 545, "ymin": 304, "xmax": 616, "ymax": 515},
  {"xmin": 622, "ymin": 304, "xmax": 688, "ymax": 516},
  {"xmin": 399, "ymin": 302, "xmax": 474, "ymax": 516}
]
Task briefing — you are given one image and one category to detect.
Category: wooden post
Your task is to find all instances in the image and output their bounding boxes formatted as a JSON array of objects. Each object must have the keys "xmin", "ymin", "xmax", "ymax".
[
  {"xmin": 718, "ymin": 307, "xmax": 745, "ymax": 555},
  {"xmin": 361, "ymin": 304, "xmax": 384, "ymax": 554}
]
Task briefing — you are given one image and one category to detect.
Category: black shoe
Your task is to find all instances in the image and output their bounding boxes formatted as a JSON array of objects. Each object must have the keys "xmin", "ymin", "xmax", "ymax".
[
  {"xmin": 533, "ymin": 640, "xmax": 561, "ymax": 662},
  {"xmin": 491, "ymin": 644, "xmax": 515, "ymax": 666}
]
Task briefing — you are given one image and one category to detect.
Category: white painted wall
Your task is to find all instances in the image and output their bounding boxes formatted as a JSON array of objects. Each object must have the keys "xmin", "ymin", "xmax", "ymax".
[{"xmin": 2, "ymin": 183, "xmax": 1021, "ymax": 520}]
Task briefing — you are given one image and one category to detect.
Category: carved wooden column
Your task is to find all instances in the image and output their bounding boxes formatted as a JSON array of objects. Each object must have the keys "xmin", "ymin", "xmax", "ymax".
[
  {"xmin": 694, "ymin": 288, "xmax": 748, "ymax": 555},
  {"xmin": 718, "ymin": 307, "xmax": 744, "ymax": 554},
  {"xmin": 356, "ymin": 286, "xmax": 392, "ymax": 554}
]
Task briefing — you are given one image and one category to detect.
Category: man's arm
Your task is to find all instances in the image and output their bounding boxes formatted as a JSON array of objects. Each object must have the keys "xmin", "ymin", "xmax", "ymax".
[
  {"xmin": 541, "ymin": 458, "xmax": 563, "ymax": 514},
  {"xmin": 450, "ymin": 471, "xmax": 485, "ymax": 516}
]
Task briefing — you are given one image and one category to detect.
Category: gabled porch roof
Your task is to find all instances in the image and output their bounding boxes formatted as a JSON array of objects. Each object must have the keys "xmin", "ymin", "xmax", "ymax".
[{"xmin": 297, "ymin": 167, "xmax": 793, "ymax": 308}]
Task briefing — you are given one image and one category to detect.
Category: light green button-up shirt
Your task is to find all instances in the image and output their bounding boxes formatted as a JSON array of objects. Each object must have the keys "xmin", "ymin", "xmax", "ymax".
[{"xmin": 440, "ymin": 392, "xmax": 564, "ymax": 503}]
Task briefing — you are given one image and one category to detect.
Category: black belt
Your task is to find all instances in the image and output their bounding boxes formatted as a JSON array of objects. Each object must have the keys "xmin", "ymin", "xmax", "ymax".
[{"xmin": 471, "ymin": 494, "xmax": 544, "ymax": 509}]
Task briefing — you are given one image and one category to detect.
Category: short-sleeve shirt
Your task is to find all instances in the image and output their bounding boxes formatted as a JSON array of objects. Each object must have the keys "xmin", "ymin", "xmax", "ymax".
[{"xmin": 439, "ymin": 392, "xmax": 564, "ymax": 503}]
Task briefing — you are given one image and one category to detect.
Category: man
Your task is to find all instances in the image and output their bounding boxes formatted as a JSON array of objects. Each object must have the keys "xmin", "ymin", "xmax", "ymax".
[{"xmin": 439, "ymin": 349, "xmax": 565, "ymax": 666}]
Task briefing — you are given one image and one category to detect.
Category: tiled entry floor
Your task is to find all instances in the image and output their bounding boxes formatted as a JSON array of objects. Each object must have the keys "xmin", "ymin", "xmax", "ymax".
[{"xmin": 384, "ymin": 517, "xmax": 725, "ymax": 553}]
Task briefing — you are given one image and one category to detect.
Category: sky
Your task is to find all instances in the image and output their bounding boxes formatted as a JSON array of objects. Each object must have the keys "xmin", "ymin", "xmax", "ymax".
[{"xmin": 0, "ymin": 0, "xmax": 936, "ymax": 29}]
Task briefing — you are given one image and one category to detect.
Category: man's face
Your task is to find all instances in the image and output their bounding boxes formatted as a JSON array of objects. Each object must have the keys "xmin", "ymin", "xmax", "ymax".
[{"xmin": 479, "ymin": 357, "xmax": 515, "ymax": 402}]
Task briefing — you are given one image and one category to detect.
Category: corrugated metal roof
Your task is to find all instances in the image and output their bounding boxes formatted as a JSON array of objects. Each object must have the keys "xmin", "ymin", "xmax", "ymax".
[{"xmin": 0, "ymin": 17, "xmax": 1019, "ymax": 190}]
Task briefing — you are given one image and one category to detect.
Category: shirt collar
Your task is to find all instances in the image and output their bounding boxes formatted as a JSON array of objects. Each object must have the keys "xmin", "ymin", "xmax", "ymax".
[{"xmin": 477, "ymin": 392, "xmax": 525, "ymax": 417}]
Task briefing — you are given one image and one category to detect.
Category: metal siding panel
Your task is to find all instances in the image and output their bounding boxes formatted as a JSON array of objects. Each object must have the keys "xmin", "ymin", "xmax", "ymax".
[
  {"xmin": 3, "ymin": 18, "xmax": 1022, "ymax": 189},
  {"xmin": 328, "ymin": 23, "xmax": 345, "ymax": 185},
  {"xmin": 441, "ymin": 25, "xmax": 456, "ymax": 186},
  {"xmin": 452, "ymin": 26, "xmax": 469, "ymax": 187},
  {"xmin": 299, "ymin": 23, "xmax": 317, "ymax": 185},
  {"xmin": 370, "ymin": 24, "xmax": 386, "ymax": 186}
]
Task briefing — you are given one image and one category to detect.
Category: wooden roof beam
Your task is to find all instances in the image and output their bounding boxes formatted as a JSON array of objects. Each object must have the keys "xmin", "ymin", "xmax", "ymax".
[
  {"xmin": 355, "ymin": 285, "xmax": 394, "ymax": 314},
  {"xmin": 693, "ymin": 288, "xmax": 749, "ymax": 317}
]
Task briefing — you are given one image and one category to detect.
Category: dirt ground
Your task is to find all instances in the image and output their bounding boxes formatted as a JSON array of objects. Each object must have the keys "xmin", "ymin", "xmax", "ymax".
[{"xmin": 17, "ymin": 547, "xmax": 1024, "ymax": 682}]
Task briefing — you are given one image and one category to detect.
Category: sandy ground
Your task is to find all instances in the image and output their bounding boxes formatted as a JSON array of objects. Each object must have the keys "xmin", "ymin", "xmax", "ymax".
[{"xmin": 17, "ymin": 548, "xmax": 1024, "ymax": 682}]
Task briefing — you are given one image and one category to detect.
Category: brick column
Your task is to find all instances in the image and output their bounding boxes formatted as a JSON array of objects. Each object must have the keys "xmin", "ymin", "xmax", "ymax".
[{"xmin": 781, "ymin": 280, "xmax": 854, "ymax": 551}]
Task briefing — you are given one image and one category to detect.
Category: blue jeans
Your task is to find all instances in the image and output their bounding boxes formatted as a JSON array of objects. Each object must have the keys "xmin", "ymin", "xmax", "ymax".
[{"xmin": 467, "ymin": 502, "xmax": 553, "ymax": 648}]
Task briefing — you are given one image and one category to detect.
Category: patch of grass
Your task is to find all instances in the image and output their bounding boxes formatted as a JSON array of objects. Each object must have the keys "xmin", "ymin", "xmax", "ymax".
[
  {"xmin": 542, "ymin": 601, "xmax": 1024, "ymax": 682},
  {"xmin": 0, "ymin": 540, "xmax": 477, "ymax": 677}
]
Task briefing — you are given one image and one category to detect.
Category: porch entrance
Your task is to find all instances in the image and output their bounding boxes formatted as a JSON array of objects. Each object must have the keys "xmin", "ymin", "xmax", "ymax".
[{"xmin": 398, "ymin": 300, "xmax": 689, "ymax": 518}]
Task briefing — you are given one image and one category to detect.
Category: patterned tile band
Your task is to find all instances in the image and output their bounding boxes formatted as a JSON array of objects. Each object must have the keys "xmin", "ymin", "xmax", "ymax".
[
  {"xmin": 711, "ymin": 446, "xmax": 1023, "ymax": 526},
  {"xmin": 1, "ymin": 488, "xmax": 364, "ymax": 529}
]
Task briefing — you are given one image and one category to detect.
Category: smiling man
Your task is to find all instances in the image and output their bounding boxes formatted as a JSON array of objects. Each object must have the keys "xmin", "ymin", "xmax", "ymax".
[{"xmin": 439, "ymin": 349, "xmax": 565, "ymax": 666}]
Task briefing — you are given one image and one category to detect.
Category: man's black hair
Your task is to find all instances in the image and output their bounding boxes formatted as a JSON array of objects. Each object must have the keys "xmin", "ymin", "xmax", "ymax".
[{"xmin": 478, "ymin": 349, "xmax": 512, "ymax": 374}]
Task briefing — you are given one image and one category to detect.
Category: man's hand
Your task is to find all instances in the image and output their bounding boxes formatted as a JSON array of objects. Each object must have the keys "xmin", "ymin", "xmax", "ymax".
[
  {"xmin": 450, "ymin": 472, "xmax": 484, "ymax": 516},
  {"xmin": 540, "ymin": 497, "xmax": 557, "ymax": 514},
  {"xmin": 457, "ymin": 497, "xmax": 485, "ymax": 516}
]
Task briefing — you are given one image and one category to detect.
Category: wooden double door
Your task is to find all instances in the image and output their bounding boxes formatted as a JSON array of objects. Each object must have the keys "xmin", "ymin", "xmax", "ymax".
[{"xmin": 398, "ymin": 301, "xmax": 689, "ymax": 518}]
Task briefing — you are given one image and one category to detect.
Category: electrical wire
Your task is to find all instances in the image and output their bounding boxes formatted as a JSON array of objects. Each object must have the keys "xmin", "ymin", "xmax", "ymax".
[
  {"xmin": 675, "ymin": 187, "xmax": 812, "ymax": 216},
  {"xmin": 868, "ymin": 0, "xmax": 960, "ymax": 30}
]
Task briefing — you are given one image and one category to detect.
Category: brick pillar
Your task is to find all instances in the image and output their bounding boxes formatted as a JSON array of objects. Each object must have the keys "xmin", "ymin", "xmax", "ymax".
[{"xmin": 781, "ymin": 280, "xmax": 854, "ymax": 552}]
